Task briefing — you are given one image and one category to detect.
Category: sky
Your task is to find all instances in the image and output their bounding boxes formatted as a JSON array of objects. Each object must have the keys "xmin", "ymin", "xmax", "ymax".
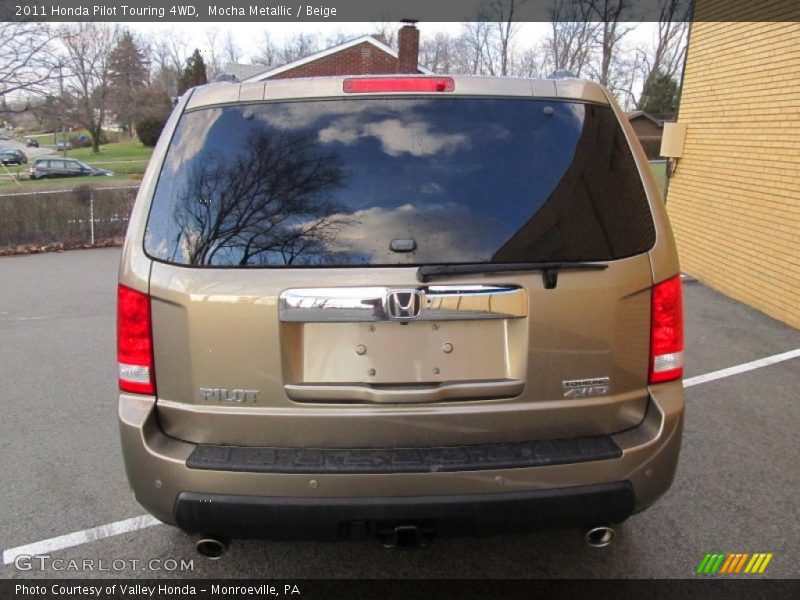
[
  {"xmin": 123, "ymin": 21, "xmax": 659, "ymax": 65},
  {"xmin": 125, "ymin": 23, "xmax": 479, "ymax": 61}
]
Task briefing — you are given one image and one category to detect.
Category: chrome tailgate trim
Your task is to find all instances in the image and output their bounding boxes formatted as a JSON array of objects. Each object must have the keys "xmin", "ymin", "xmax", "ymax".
[{"xmin": 279, "ymin": 285, "xmax": 527, "ymax": 322}]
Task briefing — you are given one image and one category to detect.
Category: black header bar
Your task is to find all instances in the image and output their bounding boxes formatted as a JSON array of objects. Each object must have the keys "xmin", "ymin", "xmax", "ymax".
[{"xmin": 1, "ymin": 0, "xmax": 799, "ymax": 23}]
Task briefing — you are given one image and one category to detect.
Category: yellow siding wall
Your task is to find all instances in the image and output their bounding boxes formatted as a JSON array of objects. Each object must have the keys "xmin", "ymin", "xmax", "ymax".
[{"xmin": 666, "ymin": 2, "xmax": 800, "ymax": 328}]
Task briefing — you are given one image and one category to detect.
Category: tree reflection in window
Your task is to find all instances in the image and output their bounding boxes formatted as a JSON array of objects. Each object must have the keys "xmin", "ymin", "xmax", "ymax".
[{"xmin": 172, "ymin": 126, "xmax": 352, "ymax": 266}]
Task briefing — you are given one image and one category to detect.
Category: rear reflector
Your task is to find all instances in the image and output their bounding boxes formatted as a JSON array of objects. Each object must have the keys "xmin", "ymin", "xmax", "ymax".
[
  {"xmin": 649, "ymin": 275, "xmax": 684, "ymax": 384},
  {"xmin": 343, "ymin": 77, "xmax": 455, "ymax": 93},
  {"xmin": 117, "ymin": 284, "xmax": 155, "ymax": 395}
]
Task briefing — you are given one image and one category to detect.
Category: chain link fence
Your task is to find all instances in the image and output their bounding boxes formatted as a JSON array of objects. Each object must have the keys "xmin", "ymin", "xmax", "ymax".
[{"xmin": 0, "ymin": 185, "xmax": 138, "ymax": 252}]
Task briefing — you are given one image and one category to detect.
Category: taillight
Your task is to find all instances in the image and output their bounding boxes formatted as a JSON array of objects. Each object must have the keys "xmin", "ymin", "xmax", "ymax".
[
  {"xmin": 343, "ymin": 77, "xmax": 455, "ymax": 93},
  {"xmin": 117, "ymin": 284, "xmax": 155, "ymax": 394},
  {"xmin": 649, "ymin": 275, "xmax": 684, "ymax": 384}
]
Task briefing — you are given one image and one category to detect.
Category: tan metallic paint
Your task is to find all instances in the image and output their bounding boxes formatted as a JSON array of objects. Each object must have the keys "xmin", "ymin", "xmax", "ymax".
[
  {"xmin": 118, "ymin": 76, "xmax": 684, "ymax": 522},
  {"xmin": 119, "ymin": 381, "xmax": 683, "ymax": 524}
]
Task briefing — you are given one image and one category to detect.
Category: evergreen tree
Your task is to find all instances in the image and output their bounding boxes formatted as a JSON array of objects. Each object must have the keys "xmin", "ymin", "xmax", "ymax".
[
  {"xmin": 642, "ymin": 71, "xmax": 680, "ymax": 118},
  {"xmin": 108, "ymin": 30, "xmax": 150, "ymax": 135},
  {"xmin": 178, "ymin": 49, "xmax": 208, "ymax": 95}
]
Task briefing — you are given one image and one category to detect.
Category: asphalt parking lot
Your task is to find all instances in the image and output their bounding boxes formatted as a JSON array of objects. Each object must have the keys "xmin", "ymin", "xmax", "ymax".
[
  {"xmin": 1, "ymin": 248, "xmax": 798, "ymax": 579},
  {"xmin": 0, "ymin": 139, "xmax": 53, "ymax": 160}
]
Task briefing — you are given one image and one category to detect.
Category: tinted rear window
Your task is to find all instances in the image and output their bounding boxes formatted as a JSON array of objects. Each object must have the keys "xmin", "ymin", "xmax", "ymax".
[{"xmin": 145, "ymin": 97, "xmax": 655, "ymax": 267}]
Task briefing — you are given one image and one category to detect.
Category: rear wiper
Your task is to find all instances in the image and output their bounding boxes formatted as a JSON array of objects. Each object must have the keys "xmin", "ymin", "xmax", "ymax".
[{"xmin": 416, "ymin": 262, "xmax": 608, "ymax": 289}]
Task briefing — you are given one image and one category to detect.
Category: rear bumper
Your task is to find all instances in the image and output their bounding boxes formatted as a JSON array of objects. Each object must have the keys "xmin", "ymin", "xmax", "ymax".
[
  {"xmin": 119, "ymin": 382, "xmax": 683, "ymax": 538},
  {"xmin": 175, "ymin": 483, "xmax": 634, "ymax": 540}
]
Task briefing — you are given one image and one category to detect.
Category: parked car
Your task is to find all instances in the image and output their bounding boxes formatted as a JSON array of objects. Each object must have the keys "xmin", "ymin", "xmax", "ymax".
[
  {"xmin": 118, "ymin": 75, "xmax": 684, "ymax": 552},
  {"xmin": 29, "ymin": 158, "xmax": 113, "ymax": 179},
  {"xmin": 26, "ymin": 138, "xmax": 40, "ymax": 148},
  {"xmin": 56, "ymin": 140, "xmax": 73, "ymax": 151},
  {"xmin": 0, "ymin": 148, "xmax": 28, "ymax": 165}
]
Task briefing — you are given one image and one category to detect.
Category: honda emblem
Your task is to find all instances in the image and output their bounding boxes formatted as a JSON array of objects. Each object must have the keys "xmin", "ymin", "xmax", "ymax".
[{"xmin": 385, "ymin": 290, "xmax": 423, "ymax": 320}]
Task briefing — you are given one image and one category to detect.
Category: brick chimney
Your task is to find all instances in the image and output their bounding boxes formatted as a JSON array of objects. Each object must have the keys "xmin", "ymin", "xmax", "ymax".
[{"xmin": 396, "ymin": 20, "xmax": 420, "ymax": 74}]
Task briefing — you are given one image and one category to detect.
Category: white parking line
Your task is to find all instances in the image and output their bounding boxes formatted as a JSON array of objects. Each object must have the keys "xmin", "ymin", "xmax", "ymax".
[
  {"xmin": 2, "ymin": 515, "xmax": 161, "ymax": 565},
  {"xmin": 2, "ymin": 348, "xmax": 798, "ymax": 564},
  {"xmin": 684, "ymin": 348, "xmax": 800, "ymax": 388}
]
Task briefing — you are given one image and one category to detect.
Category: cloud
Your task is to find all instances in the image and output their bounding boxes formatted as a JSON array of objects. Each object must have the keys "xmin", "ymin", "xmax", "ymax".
[
  {"xmin": 257, "ymin": 99, "xmax": 431, "ymax": 131},
  {"xmin": 318, "ymin": 117, "xmax": 470, "ymax": 157},
  {"xmin": 318, "ymin": 116, "xmax": 360, "ymax": 145},
  {"xmin": 167, "ymin": 109, "xmax": 222, "ymax": 173},
  {"xmin": 420, "ymin": 182, "xmax": 444, "ymax": 195},
  {"xmin": 322, "ymin": 202, "xmax": 502, "ymax": 263}
]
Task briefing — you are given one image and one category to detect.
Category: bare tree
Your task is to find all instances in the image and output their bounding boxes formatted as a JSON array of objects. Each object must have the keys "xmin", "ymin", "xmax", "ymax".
[
  {"xmin": 514, "ymin": 46, "xmax": 548, "ymax": 78},
  {"xmin": 175, "ymin": 127, "xmax": 350, "ymax": 266},
  {"xmin": 456, "ymin": 0, "xmax": 521, "ymax": 77},
  {"xmin": 253, "ymin": 32, "xmax": 279, "ymax": 66},
  {"xmin": 253, "ymin": 31, "xmax": 322, "ymax": 68},
  {"xmin": 0, "ymin": 23, "xmax": 60, "ymax": 110},
  {"xmin": 149, "ymin": 39, "xmax": 172, "ymax": 75},
  {"xmin": 419, "ymin": 32, "xmax": 456, "ymax": 74},
  {"xmin": 371, "ymin": 21, "xmax": 399, "ymax": 48},
  {"xmin": 636, "ymin": 0, "xmax": 689, "ymax": 109},
  {"xmin": 58, "ymin": 23, "xmax": 119, "ymax": 153},
  {"xmin": 545, "ymin": 0, "xmax": 598, "ymax": 77},
  {"xmin": 323, "ymin": 30, "xmax": 356, "ymax": 49},
  {"xmin": 158, "ymin": 30, "xmax": 190, "ymax": 73},
  {"xmin": 459, "ymin": 21, "xmax": 495, "ymax": 75},
  {"xmin": 203, "ymin": 27, "xmax": 222, "ymax": 80},
  {"xmin": 486, "ymin": 0, "xmax": 521, "ymax": 76},
  {"xmin": 610, "ymin": 46, "xmax": 645, "ymax": 108},
  {"xmin": 149, "ymin": 30, "xmax": 189, "ymax": 96},
  {"xmin": 280, "ymin": 33, "xmax": 320, "ymax": 63},
  {"xmin": 203, "ymin": 29, "xmax": 241, "ymax": 78},
  {"xmin": 585, "ymin": 0, "xmax": 633, "ymax": 86},
  {"xmin": 222, "ymin": 31, "xmax": 241, "ymax": 65},
  {"xmin": 421, "ymin": 19, "xmax": 533, "ymax": 77}
]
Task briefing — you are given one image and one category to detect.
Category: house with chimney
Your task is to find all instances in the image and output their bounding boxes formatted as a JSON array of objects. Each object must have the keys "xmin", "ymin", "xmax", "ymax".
[{"xmin": 238, "ymin": 22, "xmax": 430, "ymax": 82}]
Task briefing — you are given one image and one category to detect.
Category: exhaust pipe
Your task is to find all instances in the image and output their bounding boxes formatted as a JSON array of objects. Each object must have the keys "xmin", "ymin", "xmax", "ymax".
[
  {"xmin": 584, "ymin": 526, "xmax": 615, "ymax": 548},
  {"xmin": 195, "ymin": 536, "xmax": 228, "ymax": 559}
]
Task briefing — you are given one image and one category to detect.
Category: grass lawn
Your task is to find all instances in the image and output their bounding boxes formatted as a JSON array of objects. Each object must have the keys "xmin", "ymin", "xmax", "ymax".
[
  {"xmin": 22, "ymin": 129, "xmax": 114, "ymax": 144},
  {"xmin": 0, "ymin": 173, "xmax": 140, "ymax": 194},
  {"xmin": 67, "ymin": 140, "xmax": 153, "ymax": 162},
  {"xmin": 60, "ymin": 141, "xmax": 153, "ymax": 175},
  {"xmin": 650, "ymin": 160, "xmax": 668, "ymax": 197},
  {"xmin": 22, "ymin": 132, "xmax": 63, "ymax": 143}
]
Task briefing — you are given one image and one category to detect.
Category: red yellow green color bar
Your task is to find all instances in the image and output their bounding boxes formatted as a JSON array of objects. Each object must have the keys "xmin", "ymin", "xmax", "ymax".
[{"xmin": 696, "ymin": 552, "xmax": 773, "ymax": 574}]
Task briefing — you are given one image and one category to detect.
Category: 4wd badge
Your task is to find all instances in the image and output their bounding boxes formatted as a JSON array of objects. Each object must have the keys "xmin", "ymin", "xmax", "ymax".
[{"xmin": 562, "ymin": 377, "xmax": 610, "ymax": 399}]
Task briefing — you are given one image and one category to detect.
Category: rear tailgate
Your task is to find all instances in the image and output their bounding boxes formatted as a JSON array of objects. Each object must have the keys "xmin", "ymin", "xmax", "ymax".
[{"xmin": 150, "ymin": 254, "xmax": 652, "ymax": 447}]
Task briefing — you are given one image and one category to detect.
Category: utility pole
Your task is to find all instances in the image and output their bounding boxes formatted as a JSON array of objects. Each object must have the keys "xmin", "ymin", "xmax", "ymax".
[{"xmin": 56, "ymin": 63, "xmax": 64, "ymax": 149}]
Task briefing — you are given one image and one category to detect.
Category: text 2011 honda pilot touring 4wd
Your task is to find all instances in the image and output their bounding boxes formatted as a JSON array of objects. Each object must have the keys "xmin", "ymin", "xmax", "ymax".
[{"xmin": 118, "ymin": 75, "xmax": 684, "ymax": 551}]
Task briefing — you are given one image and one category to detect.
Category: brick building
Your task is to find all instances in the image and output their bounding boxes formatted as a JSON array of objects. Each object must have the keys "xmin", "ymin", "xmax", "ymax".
[
  {"xmin": 242, "ymin": 23, "xmax": 430, "ymax": 82},
  {"xmin": 666, "ymin": 0, "xmax": 800, "ymax": 327}
]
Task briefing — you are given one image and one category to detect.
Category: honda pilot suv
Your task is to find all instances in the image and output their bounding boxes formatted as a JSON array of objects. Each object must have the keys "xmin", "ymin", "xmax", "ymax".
[{"xmin": 118, "ymin": 75, "xmax": 684, "ymax": 547}]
